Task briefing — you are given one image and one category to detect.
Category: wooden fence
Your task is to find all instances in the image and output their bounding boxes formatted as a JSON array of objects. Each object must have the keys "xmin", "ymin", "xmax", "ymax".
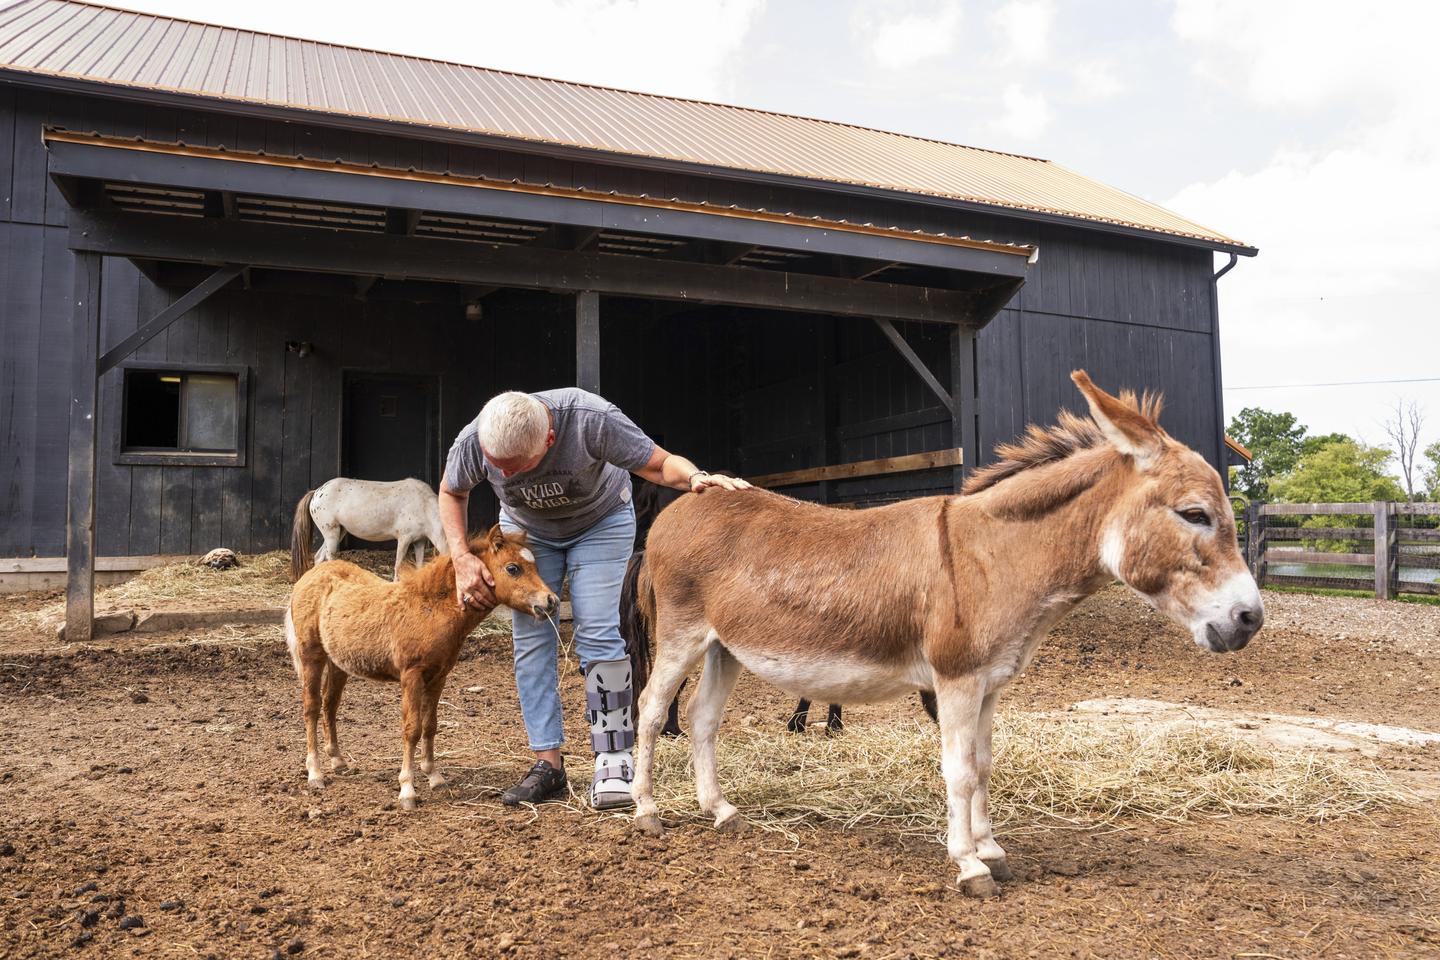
[{"xmin": 1241, "ymin": 501, "xmax": 1440, "ymax": 599}]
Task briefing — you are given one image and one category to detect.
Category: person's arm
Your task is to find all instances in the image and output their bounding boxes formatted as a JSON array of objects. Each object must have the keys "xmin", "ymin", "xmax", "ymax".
[
  {"xmin": 438, "ymin": 480, "xmax": 494, "ymax": 609},
  {"xmin": 633, "ymin": 445, "xmax": 752, "ymax": 493}
]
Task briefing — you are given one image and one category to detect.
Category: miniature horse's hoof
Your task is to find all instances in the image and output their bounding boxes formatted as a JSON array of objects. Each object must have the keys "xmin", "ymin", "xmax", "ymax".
[
  {"xmin": 306, "ymin": 777, "xmax": 325, "ymax": 792},
  {"xmin": 329, "ymin": 759, "xmax": 348, "ymax": 774},
  {"xmin": 959, "ymin": 874, "xmax": 999, "ymax": 899},
  {"xmin": 399, "ymin": 795, "xmax": 417, "ymax": 811},
  {"xmin": 427, "ymin": 773, "xmax": 447, "ymax": 789},
  {"xmin": 714, "ymin": 810, "xmax": 746, "ymax": 834},
  {"xmin": 985, "ymin": 859, "xmax": 1014, "ymax": 882},
  {"xmin": 634, "ymin": 812, "xmax": 663, "ymax": 836}
]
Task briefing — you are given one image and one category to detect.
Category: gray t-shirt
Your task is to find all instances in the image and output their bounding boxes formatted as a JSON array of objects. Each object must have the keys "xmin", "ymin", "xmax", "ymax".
[{"xmin": 443, "ymin": 388, "xmax": 656, "ymax": 540}]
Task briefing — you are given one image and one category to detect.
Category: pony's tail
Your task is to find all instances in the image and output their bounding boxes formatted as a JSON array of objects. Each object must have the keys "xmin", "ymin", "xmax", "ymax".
[
  {"xmin": 619, "ymin": 549, "xmax": 655, "ymax": 697},
  {"xmin": 290, "ymin": 489, "xmax": 317, "ymax": 582}
]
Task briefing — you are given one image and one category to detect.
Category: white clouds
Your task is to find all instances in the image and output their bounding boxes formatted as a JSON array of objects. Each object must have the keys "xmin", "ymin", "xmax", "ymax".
[
  {"xmin": 853, "ymin": 1, "xmax": 964, "ymax": 70},
  {"xmin": 1071, "ymin": 60, "xmax": 1124, "ymax": 101},
  {"xmin": 125, "ymin": 0, "xmax": 768, "ymax": 103},
  {"xmin": 992, "ymin": 83, "xmax": 1052, "ymax": 141},
  {"xmin": 990, "ymin": 0, "xmax": 1054, "ymax": 64},
  {"xmin": 1168, "ymin": 0, "xmax": 1440, "ymax": 449}
]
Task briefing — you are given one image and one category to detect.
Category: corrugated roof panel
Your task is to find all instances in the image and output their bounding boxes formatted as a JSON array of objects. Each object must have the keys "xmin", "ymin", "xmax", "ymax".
[{"xmin": 0, "ymin": 0, "xmax": 1248, "ymax": 248}]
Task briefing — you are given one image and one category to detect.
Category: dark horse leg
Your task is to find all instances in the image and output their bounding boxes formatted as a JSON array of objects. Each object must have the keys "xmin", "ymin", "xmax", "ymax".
[{"xmin": 786, "ymin": 698, "xmax": 813, "ymax": 734}]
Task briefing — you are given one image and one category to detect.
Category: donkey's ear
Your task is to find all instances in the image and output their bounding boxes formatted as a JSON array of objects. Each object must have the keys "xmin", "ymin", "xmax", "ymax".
[
  {"xmin": 486, "ymin": 523, "xmax": 506, "ymax": 553},
  {"xmin": 1071, "ymin": 370, "xmax": 1163, "ymax": 467}
]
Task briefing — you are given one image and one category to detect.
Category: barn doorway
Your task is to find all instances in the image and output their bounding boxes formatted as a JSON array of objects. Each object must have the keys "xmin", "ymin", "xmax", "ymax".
[{"xmin": 341, "ymin": 372, "xmax": 441, "ymax": 486}]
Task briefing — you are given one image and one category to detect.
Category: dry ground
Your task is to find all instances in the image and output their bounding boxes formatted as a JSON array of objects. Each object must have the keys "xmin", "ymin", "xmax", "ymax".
[{"xmin": 1, "ymin": 570, "xmax": 1437, "ymax": 959}]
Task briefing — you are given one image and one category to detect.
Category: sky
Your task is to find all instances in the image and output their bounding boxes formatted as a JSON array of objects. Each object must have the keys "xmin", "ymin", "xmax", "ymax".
[{"xmin": 111, "ymin": 0, "xmax": 1440, "ymax": 484}]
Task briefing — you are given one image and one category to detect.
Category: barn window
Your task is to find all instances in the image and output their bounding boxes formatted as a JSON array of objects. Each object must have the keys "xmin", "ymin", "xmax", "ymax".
[{"xmin": 117, "ymin": 365, "xmax": 248, "ymax": 466}]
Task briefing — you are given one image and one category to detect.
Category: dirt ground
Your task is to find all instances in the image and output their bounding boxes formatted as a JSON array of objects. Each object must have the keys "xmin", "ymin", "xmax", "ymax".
[{"xmin": 1, "ymin": 583, "xmax": 1437, "ymax": 959}]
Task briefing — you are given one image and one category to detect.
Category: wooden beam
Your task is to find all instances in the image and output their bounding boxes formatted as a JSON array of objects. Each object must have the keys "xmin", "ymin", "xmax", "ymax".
[
  {"xmin": 576, "ymin": 291, "xmax": 600, "ymax": 393},
  {"xmin": 47, "ymin": 134, "xmax": 1033, "ymax": 277},
  {"xmin": 386, "ymin": 208, "xmax": 423, "ymax": 235},
  {"xmin": 70, "ymin": 210, "xmax": 983, "ymax": 325},
  {"xmin": 748, "ymin": 448, "xmax": 962, "ymax": 488},
  {"xmin": 96, "ymin": 264, "xmax": 245, "ymax": 375},
  {"xmin": 65, "ymin": 251, "xmax": 103, "ymax": 643},
  {"xmin": 950, "ymin": 326, "xmax": 977, "ymax": 491},
  {"xmin": 873, "ymin": 318, "xmax": 954, "ymax": 414}
]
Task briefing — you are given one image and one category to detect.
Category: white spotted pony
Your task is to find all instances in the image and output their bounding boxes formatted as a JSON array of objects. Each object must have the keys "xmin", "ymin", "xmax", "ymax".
[{"xmin": 291, "ymin": 478, "xmax": 448, "ymax": 581}]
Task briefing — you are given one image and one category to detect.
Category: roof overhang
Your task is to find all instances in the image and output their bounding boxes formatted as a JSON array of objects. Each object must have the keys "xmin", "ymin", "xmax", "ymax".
[
  {"xmin": 6, "ymin": 68, "xmax": 1257, "ymax": 258},
  {"xmin": 48, "ymin": 131, "xmax": 1032, "ymax": 326}
]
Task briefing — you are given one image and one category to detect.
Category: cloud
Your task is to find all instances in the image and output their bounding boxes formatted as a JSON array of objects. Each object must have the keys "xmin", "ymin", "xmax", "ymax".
[
  {"xmin": 1071, "ymin": 60, "xmax": 1123, "ymax": 101},
  {"xmin": 1168, "ymin": 0, "xmax": 1440, "ymax": 449},
  {"xmin": 990, "ymin": 0, "xmax": 1054, "ymax": 65},
  {"xmin": 854, "ymin": 1, "xmax": 964, "ymax": 71},
  {"xmin": 991, "ymin": 83, "xmax": 1052, "ymax": 141}
]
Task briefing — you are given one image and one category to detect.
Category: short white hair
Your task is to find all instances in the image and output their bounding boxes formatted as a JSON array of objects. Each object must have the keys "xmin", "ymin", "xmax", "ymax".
[{"xmin": 477, "ymin": 392, "xmax": 549, "ymax": 460}]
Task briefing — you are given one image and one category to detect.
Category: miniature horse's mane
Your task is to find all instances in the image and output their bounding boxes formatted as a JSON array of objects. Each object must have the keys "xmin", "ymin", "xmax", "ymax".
[
  {"xmin": 394, "ymin": 529, "xmax": 530, "ymax": 597},
  {"xmin": 961, "ymin": 389, "xmax": 1163, "ymax": 512}
]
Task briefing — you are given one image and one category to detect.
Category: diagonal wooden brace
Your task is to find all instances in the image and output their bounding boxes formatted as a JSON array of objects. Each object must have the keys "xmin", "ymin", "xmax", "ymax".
[{"xmin": 96, "ymin": 264, "xmax": 245, "ymax": 375}]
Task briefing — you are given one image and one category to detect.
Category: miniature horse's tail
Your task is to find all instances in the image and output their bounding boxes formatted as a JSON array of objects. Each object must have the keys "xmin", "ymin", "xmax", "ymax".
[
  {"xmin": 619, "ymin": 548, "xmax": 655, "ymax": 696},
  {"xmin": 290, "ymin": 489, "xmax": 317, "ymax": 583}
]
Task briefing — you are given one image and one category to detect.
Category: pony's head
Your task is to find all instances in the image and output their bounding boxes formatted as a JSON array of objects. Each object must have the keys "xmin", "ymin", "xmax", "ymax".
[
  {"xmin": 476, "ymin": 525, "xmax": 559, "ymax": 620},
  {"xmin": 1071, "ymin": 370, "xmax": 1264, "ymax": 653}
]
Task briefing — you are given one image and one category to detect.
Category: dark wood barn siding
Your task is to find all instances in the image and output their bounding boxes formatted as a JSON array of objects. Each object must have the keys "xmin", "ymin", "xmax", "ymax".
[{"xmin": 2, "ymin": 86, "xmax": 1226, "ymax": 555}]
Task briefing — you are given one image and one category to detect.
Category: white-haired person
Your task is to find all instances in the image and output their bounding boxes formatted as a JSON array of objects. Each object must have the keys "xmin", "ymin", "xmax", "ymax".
[{"xmin": 439, "ymin": 389, "xmax": 750, "ymax": 809}]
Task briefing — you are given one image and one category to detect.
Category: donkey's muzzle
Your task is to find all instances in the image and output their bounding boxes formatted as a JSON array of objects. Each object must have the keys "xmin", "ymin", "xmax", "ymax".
[{"xmin": 1205, "ymin": 602, "xmax": 1264, "ymax": 652}]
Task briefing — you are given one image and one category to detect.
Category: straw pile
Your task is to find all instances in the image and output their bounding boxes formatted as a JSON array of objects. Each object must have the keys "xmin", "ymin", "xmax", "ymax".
[{"xmin": 645, "ymin": 713, "xmax": 1401, "ymax": 839}]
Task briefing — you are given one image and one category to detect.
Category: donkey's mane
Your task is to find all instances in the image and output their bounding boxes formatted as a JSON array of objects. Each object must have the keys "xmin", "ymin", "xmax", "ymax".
[{"xmin": 962, "ymin": 389, "xmax": 1163, "ymax": 497}]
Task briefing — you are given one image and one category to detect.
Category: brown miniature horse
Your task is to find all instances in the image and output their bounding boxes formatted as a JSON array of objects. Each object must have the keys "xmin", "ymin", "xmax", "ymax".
[
  {"xmin": 631, "ymin": 371, "xmax": 1263, "ymax": 896},
  {"xmin": 286, "ymin": 525, "xmax": 558, "ymax": 810}
]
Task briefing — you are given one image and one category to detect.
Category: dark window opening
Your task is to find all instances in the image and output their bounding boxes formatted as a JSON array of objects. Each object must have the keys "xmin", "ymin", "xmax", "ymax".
[{"xmin": 119, "ymin": 367, "xmax": 247, "ymax": 465}]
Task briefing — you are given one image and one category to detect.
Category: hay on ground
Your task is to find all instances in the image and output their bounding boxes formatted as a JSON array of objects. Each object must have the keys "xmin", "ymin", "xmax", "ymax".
[{"xmin": 647, "ymin": 713, "xmax": 1403, "ymax": 840}]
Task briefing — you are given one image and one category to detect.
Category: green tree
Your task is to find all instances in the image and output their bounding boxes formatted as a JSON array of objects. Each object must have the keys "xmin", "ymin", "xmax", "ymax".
[
  {"xmin": 1423, "ymin": 440, "xmax": 1440, "ymax": 501},
  {"xmin": 1227, "ymin": 407, "xmax": 1308, "ymax": 501},
  {"xmin": 1271, "ymin": 440, "xmax": 1407, "ymax": 552},
  {"xmin": 1301, "ymin": 431, "xmax": 1352, "ymax": 457}
]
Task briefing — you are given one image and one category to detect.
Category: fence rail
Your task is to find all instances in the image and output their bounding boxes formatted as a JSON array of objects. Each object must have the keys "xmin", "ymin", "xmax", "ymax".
[{"xmin": 1242, "ymin": 500, "xmax": 1440, "ymax": 599}]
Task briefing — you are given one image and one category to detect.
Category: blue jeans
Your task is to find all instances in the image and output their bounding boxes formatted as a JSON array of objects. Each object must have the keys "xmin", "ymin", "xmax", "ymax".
[{"xmin": 501, "ymin": 502, "xmax": 636, "ymax": 752}]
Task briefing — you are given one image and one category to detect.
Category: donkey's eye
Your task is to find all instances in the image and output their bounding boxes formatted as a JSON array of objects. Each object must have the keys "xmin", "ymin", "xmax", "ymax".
[
  {"xmin": 504, "ymin": 563, "xmax": 521, "ymax": 577},
  {"xmin": 1177, "ymin": 508, "xmax": 1211, "ymax": 526}
]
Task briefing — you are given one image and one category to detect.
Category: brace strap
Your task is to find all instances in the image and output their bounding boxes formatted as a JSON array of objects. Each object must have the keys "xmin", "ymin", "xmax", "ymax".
[
  {"xmin": 592, "ymin": 729, "xmax": 635, "ymax": 753},
  {"xmin": 586, "ymin": 689, "xmax": 634, "ymax": 713},
  {"xmin": 594, "ymin": 764, "xmax": 632, "ymax": 783}
]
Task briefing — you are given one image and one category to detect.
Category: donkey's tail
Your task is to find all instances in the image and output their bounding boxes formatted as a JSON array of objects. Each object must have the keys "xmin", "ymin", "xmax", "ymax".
[
  {"xmin": 290, "ymin": 489, "xmax": 317, "ymax": 582},
  {"xmin": 619, "ymin": 549, "xmax": 656, "ymax": 697}
]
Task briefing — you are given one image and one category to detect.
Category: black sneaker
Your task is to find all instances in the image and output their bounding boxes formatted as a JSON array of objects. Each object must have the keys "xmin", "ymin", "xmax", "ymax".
[{"xmin": 500, "ymin": 760, "xmax": 567, "ymax": 806}]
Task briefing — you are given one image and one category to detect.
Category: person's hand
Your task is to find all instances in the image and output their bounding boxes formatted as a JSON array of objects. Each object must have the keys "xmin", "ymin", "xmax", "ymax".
[
  {"xmin": 690, "ymin": 472, "xmax": 753, "ymax": 494},
  {"xmin": 453, "ymin": 551, "xmax": 495, "ymax": 611}
]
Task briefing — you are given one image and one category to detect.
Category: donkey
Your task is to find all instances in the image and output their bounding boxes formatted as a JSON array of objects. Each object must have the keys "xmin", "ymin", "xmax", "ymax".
[
  {"xmin": 286, "ymin": 525, "xmax": 558, "ymax": 810},
  {"xmin": 291, "ymin": 477, "xmax": 449, "ymax": 582},
  {"xmin": 630, "ymin": 371, "xmax": 1263, "ymax": 896},
  {"xmin": 623, "ymin": 479, "xmax": 938, "ymax": 736}
]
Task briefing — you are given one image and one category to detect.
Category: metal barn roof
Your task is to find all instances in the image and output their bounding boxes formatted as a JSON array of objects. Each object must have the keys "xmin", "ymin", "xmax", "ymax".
[{"xmin": 0, "ymin": 0, "xmax": 1250, "ymax": 251}]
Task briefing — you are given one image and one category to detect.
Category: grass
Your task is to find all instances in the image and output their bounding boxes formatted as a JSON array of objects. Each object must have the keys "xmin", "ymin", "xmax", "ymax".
[{"xmin": 1264, "ymin": 584, "xmax": 1440, "ymax": 607}]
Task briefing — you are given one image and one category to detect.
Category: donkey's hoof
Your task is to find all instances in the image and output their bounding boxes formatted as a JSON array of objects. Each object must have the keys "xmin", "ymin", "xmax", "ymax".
[
  {"xmin": 714, "ymin": 810, "xmax": 746, "ymax": 834},
  {"xmin": 306, "ymin": 777, "xmax": 325, "ymax": 792},
  {"xmin": 634, "ymin": 812, "xmax": 663, "ymax": 836},
  {"xmin": 427, "ymin": 773, "xmax": 447, "ymax": 789},
  {"xmin": 984, "ymin": 859, "xmax": 1014, "ymax": 882},
  {"xmin": 959, "ymin": 874, "xmax": 999, "ymax": 899},
  {"xmin": 399, "ymin": 795, "xmax": 417, "ymax": 811}
]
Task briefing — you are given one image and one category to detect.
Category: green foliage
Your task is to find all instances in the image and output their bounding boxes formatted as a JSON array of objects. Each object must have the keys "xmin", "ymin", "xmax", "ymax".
[
  {"xmin": 1270, "ymin": 440, "xmax": 1405, "ymax": 552},
  {"xmin": 1270, "ymin": 440, "xmax": 1406, "ymax": 504},
  {"xmin": 1301, "ymin": 432, "xmax": 1353, "ymax": 457},
  {"xmin": 1424, "ymin": 440, "xmax": 1440, "ymax": 502},
  {"xmin": 1227, "ymin": 407, "xmax": 1307, "ymax": 501}
]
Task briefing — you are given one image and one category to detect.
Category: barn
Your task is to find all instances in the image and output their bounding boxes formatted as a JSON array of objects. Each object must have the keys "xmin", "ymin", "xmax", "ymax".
[{"xmin": 0, "ymin": 0, "xmax": 1255, "ymax": 639}]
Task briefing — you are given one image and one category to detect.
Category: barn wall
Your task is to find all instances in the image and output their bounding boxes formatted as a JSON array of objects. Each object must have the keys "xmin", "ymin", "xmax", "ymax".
[{"xmin": 1, "ymin": 86, "xmax": 1227, "ymax": 554}]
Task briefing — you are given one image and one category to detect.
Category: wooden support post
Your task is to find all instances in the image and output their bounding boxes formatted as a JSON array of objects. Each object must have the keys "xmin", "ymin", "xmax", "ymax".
[
  {"xmin": 576, "ymin": 290, "xmax": 600, "ymax": 393},
  {"xmin": 949, "ymin": 326, "xmax": 977, "ymax": 492},
  {"xmin": 1373, "ymin": 501, "xmax": 1396, "ymax": 600},
  {"xmin": 65, "ymin": 252, "xmax": 103, "ymax": 643}
]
